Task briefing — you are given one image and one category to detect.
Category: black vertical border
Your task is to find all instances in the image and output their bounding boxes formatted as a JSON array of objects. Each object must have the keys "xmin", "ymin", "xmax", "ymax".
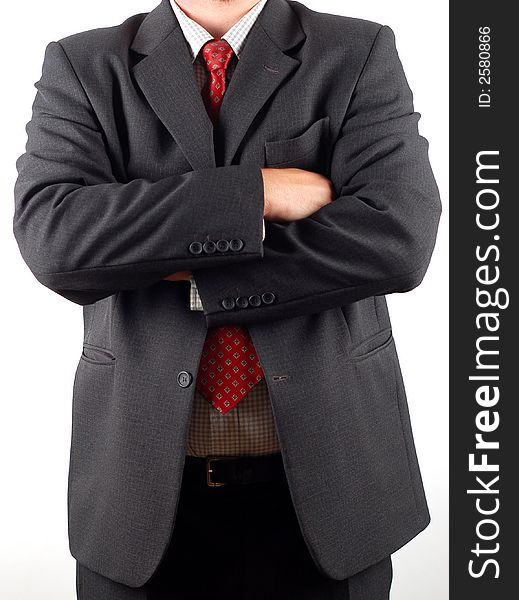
[{"xmin": 450, "ymin": 2, "xmax": 518, "ymax": 598}]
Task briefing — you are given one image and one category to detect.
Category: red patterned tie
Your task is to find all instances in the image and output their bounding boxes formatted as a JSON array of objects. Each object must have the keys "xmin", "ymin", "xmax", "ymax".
[
  {"xmin": 200, "ymin": 38, "xmax": 233, "ymax": 124},
  {"xmin": 196, "ymin": 39, "xmax": 264, "ymax": 415}
]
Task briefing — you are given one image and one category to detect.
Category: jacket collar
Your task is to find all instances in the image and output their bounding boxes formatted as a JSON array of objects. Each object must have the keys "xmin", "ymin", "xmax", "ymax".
[{"xmin": 130, "ymin": 0, "xmax": 306, "ymax": 169}]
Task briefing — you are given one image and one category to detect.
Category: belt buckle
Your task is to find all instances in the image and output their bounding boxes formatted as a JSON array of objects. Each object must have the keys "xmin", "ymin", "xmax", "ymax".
[{"xmin": 206, "ymin": 457, "xmax": 227, "ymax": 487}]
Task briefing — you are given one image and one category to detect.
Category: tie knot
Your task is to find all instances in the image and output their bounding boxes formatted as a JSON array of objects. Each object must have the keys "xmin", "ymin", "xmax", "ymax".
[{"xmin": 201, "ymin": 38, "xmax": 234, "ymax": 74}]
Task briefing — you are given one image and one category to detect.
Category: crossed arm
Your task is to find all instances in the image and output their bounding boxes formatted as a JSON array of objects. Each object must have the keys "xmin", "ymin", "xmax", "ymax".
[
  {"xmin": 13, "ymin": 26, "xmax": 441, "ymax": 326},
  {"xmin": 162, "ymin": 167, "xmax": 334, "ymax": 282}
]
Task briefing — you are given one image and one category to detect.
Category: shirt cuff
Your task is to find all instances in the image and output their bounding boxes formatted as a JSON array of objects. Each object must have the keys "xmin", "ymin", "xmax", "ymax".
[{"xmin": 189, "ymin": 274, "xmax": 204, "ymax": 311}]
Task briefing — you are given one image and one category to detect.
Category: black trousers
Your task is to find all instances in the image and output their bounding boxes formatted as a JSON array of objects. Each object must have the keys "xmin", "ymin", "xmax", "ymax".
[{"xmin": 76, "ymin": 455, "xmax": 393, "ymax": 599}]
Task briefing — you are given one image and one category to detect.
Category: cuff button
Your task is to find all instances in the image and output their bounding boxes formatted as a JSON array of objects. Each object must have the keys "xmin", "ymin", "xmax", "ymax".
[
  {"xmin": 229, "ymin": 238, "xmax": 244, "ymax": 252},
  {"xmin": 188, "ymin": 241, "xmax": 203, "ymax": 255},
  {"xmin": 236, "ymin": 296, "xmax": 249, "ymax": 309},
  {"xmin": 221, "ymin": 297, "xmax": 236, "ymax": 310},
  {"xmin": 203, "ymin": 240, "xmax": 216, "ymax": 254},
  {"xmin": 261, "ymin": 292, "xmax": 276, "ymax": 305},
  {"xmin": 216, "ymin": 239, "xmax": 230, "ymax": 252},
  {"xmin": 248, "ymin": 294, "xmax": 261, "ymax": 308}
]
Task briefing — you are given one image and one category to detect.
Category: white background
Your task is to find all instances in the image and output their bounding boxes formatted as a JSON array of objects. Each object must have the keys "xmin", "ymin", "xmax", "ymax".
[{"xmin": 0, "ymin": 1, "xmax": 448, "ymax": 598}]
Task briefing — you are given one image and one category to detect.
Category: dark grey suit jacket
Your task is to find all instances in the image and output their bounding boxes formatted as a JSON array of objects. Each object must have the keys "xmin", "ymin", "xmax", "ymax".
[{"xmin": 13, "ymin": 0, "xmax": 441, "ymax": 588}]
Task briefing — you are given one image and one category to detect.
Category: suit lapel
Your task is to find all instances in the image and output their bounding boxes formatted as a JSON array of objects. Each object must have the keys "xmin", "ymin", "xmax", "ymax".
[
  {"xmin": 130, "ymin": 0, "xmax": 215, "ymax": 170},
  {"xmin": 218, "ymin": 0, "xmax": 306, "ymax": 165},
  {"xmin": 129, "ymin": 0, "xmax": 306, "ymax": 170},
  {"xmin": 217, "ymin": 25, "xmax": 301, "ymax": 166}
]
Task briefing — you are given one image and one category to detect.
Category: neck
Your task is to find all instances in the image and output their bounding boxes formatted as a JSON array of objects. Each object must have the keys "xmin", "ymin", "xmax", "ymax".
[{"xmin": 174, "ymin": 0, "xmax": 261, "ymax": 37}]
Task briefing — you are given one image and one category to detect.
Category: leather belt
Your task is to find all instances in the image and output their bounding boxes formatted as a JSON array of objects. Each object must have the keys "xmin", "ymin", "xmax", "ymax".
[{"xmin": 183, "ymin": 452, "xmax": 285, "ymax": 487}]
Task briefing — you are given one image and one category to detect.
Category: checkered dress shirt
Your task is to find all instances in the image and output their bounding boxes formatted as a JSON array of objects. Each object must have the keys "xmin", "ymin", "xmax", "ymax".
[{"xmin": 170, "ymin": 0, "xmax": 280, "ymax": 457}]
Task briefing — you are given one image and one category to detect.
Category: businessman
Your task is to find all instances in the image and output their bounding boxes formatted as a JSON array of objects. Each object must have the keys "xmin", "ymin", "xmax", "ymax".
[{"xmin": 13, "ymin": 0, "xmax": 441, "ymax": 598}]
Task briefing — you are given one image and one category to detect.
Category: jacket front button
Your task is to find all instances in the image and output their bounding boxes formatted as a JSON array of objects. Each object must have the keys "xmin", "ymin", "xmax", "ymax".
[
  {"xmin": 229, "ymin": 238, "xmax": 244, "ymax": 252},
  {"xmin": 248, "ymin": 294, "xmax": 261, "ymax": 307},
  {"xmin": 261, "ymin": 292, "xmax": 276, "ymax": 305},
  {"xmin": 216, "ymin": 239, "xmax": 230, "ymax": 252},
  {"xmin": 221, "ymin": 297, "xmax": 236, "ymax": 310},
  {"xmin": 236, "ymin": 296, "xmax": 249, "ymax": 309},
  {"xmin": 188, "ymin": 241, "xmax": 203, "ymax": 255},
  {"xmin": 177, "ymin": 371, "xmax": 193, "ymax": 388},
  {"xmin": 203, "ymin": 240, "xmax": 216, "ymax": 254}
]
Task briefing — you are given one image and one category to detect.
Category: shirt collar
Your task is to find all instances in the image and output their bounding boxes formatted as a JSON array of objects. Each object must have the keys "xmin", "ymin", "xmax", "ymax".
[{"xmin": 170, "ymin": 0, "xmax": 268, "ymax": 62}]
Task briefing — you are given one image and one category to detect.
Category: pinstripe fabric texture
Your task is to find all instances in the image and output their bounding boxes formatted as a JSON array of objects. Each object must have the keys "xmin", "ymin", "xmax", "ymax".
[{"xmin": 171, "ymin": 0, "xmax": 280, "ymax": 457}]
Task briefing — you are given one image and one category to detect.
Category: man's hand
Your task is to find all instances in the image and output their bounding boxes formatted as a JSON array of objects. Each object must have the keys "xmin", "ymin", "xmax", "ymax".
[
  {"xmin": 162, "ymin": 270, "xmax": 191, "ymax": 281},
  {"xmin": 261, "ymin": 168, "xmax": 334, "ymax": 221}
]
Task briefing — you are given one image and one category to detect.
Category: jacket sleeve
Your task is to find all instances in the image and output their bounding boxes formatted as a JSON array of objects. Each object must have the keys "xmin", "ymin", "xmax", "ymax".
[
  {"xmin": 193, "ymin": 25, "xmax": 442, "ymax": 327},
  {"xmin": 12, "ymin": 41, "xmax": 265, "ymax": 305}
]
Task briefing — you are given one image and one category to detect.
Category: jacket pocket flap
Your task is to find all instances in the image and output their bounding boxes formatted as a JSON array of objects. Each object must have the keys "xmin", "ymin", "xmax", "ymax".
[
  {"xmin": 81, "ymin": 343, "xmax": 116, "ymax": 365},
  {"xmin": 264, "ymin": 116, "xmax": 330, "ymax": 166},
  {"xmin": 350, "ymin": 329, "xmax": 394, "ymax": 361}
]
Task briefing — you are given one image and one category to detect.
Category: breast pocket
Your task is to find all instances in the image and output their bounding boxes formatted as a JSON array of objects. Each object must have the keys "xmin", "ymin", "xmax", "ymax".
[{"xmin": 264, "ymin": 116, "xmax": 330, "ymax": 171}]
